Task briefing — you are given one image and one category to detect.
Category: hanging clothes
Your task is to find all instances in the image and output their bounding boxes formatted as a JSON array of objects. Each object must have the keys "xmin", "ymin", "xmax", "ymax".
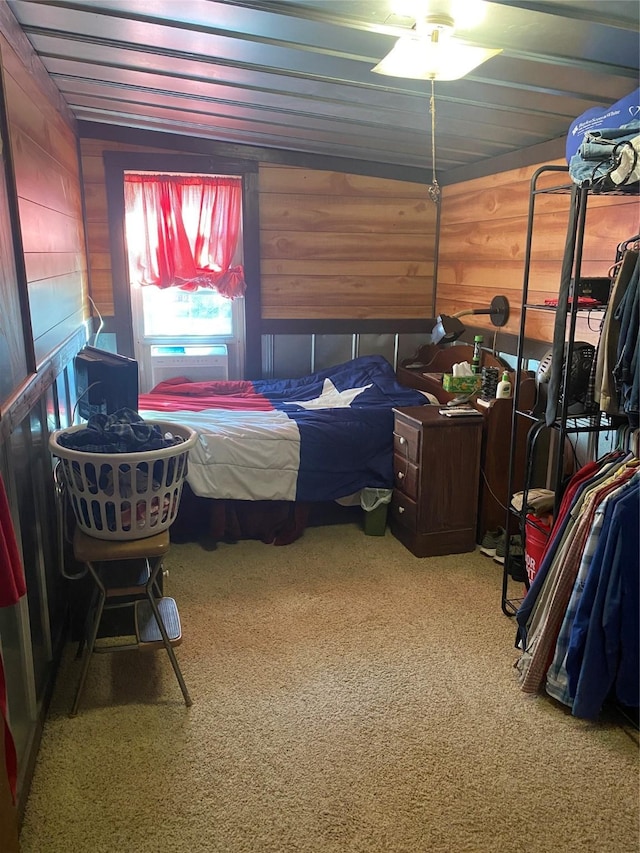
[
  {"xmin": 611, "ymin": 254, "xmax": 639, "ymax": 426},
  {"xmin": 515, "ymin": 453, "xmax": 623, "ymax": 649},
  {"xmin": 595, "ymin": 249, "xmax": 638, "ymax": 415},
  {"xmin": 514, "ymin": 451, "xmax": 639, "ymax": 719},
  {"xmin": 0, "ymin": 473, "xmax": 27, "ymax": 804},
  {"xmin": 545, "ymin": 471, "xmax": 639, "ymax": 709},
  {"xmin": 515, "ymin": 458, "xmax": 636, "ymax": 695}
]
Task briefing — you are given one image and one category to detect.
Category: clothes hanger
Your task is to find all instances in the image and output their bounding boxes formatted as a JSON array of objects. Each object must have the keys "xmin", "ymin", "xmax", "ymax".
[{"xmin": 615, "ymin": 233, "xmax": 640, "ymax": 263}]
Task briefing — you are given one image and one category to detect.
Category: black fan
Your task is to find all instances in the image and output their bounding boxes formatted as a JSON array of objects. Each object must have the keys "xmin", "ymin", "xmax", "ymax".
[{"xmin": 536, "ymin": 342, "xmax": 596, "ymax": 415}]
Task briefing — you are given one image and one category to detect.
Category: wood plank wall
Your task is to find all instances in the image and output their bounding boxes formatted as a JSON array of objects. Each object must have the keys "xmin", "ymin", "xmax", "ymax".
[
  {"xmin": 81, "ymin": 138, "xmax": 639, "ymax": 349},
  {"xmin": 438, "ymin": 160, "xmax": 639, "ymax": 347},
  {"xmin": 259, "ymin": 165, "xmax": 436, "ymax": 319},
  {"xmin": 0, "ymin": 15, "xmax": 87, "ymax": 365},
  {"xmin": 0, "ymin": 6, "xmax": 89, "ymax": 824},
  {"xmin": 79, "ymin": 139, "xmax": 437, "ymax": 322}
]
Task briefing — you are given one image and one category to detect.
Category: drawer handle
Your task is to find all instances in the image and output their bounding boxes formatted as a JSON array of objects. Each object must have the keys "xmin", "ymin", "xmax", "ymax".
[
  {"xmin": 398, "ymin": 506, "xmax": 405, "ymax": 514},
  {"xmin": 397, "ymin": 471, "xmax": 405, "ymax": 480},
  {"xmin": 398, "ymin": 436, "xmax": 406, "ymax": 445}
]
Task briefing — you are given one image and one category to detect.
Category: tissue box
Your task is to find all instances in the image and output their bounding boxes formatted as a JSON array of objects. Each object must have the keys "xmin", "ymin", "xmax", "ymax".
[{"xmin": 442, "ymin": 374, "xmax": 482, "ymax": 394}]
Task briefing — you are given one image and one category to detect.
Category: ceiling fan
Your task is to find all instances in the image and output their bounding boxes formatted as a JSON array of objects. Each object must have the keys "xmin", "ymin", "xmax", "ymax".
[
  {"xmin": 372, "ymin": 0, "xmax": 502, "ymax": 82},
  {"xmin": 371, "ymin": 1, "xmax": 502, "ymax": 204}
]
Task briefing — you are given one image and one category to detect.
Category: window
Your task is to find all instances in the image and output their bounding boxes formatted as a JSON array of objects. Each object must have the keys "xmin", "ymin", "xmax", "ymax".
[
  {"xmin": 137, "ymin": 283, "xmax": 234, "ymax": 338},
  {"xmin": 105, "ymin": 152, "xmax": 260, "ymax": 378},
  {"xmin": 123, "ymin": 171, "xmax": 246, "ymax": 389}
]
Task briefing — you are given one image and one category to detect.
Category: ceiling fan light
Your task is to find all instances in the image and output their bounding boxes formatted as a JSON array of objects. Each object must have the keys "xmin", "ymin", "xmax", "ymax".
[
  {"xmin": 371, "ymin": 35, "xmax": 501, "ymax": 81},
  {"xmin": 433, "ymin": 42, "xmax": 501, "ymax": 80},
  {"xmin": 416, "ymin": 13, "xmax": 455, "ymax": 42}
]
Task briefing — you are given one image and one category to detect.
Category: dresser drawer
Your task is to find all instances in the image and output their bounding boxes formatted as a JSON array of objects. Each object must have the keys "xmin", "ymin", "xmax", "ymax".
[
  {"xmin": 393, "ymin": 419, "xmax": 421, "ymax": 463},
  {"xmin": 393, "ymin": 454, "xmax": 419, "ymax": 500},
  {"xmin": 391, "ymin": 489, "xmax": 417, "ymax": 529}
]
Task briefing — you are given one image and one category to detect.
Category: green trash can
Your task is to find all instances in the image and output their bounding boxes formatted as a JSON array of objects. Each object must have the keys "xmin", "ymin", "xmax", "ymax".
[
  {"xmin": 361, "ymin": 488, "xmax": 391, "ymax": 536},
  {"xmin": 363, "ymin": 502, "xmax": 389, "ymax": 536}
]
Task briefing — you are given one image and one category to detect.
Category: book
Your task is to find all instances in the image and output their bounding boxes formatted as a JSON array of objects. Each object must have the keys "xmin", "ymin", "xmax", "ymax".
[{"xmin": 438, "ymin": 407, "xmax": 482, "ymax": 417}]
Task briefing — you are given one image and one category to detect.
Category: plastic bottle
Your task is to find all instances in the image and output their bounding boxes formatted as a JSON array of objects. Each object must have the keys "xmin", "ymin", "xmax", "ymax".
[
  {"xmin": 471, "ymin": 335, "xmax": 483, "ymax": 374},
  {"xmin": 496, "ymin": 370, "xmax": 512, "ymax": 399}
]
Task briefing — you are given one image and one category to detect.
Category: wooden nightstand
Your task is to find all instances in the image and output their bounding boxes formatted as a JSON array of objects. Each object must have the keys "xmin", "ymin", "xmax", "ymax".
[
  {"xmin": 390, "ymin": 406, "xmax": 483, "ymax": 557},
  {"xmin": 396, "ymin": 344, "xmax": 537, "ymax": 541}
]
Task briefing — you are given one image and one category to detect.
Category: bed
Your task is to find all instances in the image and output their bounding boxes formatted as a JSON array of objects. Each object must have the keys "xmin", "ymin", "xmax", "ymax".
[{"xmin": 138, "ymin": 355, "xmax": 433, "ymax": 543}]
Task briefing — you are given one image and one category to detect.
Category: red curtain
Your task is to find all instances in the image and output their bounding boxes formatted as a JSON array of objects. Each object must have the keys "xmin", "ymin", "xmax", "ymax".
[{"xmin": 124, "ymin": 174, "xmax": 246, "ymax": 298}]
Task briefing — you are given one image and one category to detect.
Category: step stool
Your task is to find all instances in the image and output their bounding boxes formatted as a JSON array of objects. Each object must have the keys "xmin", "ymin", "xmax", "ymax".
[{"xmin": 70, "ymin": 527, "xmax": 192, "ymax": 716}]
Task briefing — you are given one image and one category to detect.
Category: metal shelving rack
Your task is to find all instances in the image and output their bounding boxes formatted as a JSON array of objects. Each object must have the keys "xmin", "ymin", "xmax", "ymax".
[{"xmin": 501, "ymin": 165, "xmax": 615, "ymax": 617}]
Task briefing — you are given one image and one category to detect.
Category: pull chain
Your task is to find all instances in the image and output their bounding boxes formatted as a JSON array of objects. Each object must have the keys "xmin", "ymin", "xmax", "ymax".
[{"xmin": 428, "ymin": 77, "xmax": 440, "ymax": 205}]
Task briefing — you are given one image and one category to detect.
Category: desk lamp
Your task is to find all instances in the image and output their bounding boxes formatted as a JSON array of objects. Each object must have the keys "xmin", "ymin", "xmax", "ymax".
[{"xmin": 431, "ymin": 295, "xmax": 509, "ymax": 345}]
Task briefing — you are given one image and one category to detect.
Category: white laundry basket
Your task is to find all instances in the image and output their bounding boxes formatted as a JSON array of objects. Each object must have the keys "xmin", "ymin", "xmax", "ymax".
[{"xmin": 49, "ymin": 421, "xmax": 197, "ymax": 541}]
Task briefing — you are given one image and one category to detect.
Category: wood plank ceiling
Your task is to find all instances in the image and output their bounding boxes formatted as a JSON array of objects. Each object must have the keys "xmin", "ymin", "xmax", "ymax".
[{"xmin": 6, "ymin": 0, "xmax": 640, "ymax": 181}]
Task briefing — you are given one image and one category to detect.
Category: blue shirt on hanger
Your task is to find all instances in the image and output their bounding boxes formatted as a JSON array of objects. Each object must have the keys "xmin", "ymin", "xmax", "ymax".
[{"xmin": 568, "ymin": 478, "xmax": 639, "ymax": 719}]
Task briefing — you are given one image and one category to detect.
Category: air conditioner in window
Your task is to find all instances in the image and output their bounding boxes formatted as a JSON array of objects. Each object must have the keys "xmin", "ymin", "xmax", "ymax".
[{"xmin": 149, "ymin": 344, "xmax": 229, "ymax": 385}]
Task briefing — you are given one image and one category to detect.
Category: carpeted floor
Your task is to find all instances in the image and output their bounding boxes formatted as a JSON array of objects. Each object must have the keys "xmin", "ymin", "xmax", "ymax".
[{"xmin": 19, "ymin": 522, "xmax": 639, "ymax": 853}]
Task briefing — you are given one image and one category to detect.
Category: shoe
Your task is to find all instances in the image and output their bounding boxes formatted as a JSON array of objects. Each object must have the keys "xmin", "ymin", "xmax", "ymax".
[
  {"xmin": 494, "ymin": 534, "xmax": 523, "ymax": 565},
  {"xmin": 480, "ymin": 527, "xmax": 505, "ymax": 557},
  {"xmin": 508, "ymin": 554, "xmax": 527, "ymax": 583}
]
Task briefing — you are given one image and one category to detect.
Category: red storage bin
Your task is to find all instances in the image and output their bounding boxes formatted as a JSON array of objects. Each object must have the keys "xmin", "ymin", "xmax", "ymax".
[{"xmin": 524, "ymin": 514, "xmax": 552, "ymax": 585}]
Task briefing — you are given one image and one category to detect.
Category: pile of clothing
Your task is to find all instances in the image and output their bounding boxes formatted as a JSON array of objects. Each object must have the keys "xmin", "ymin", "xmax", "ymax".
[
  {"xmin": 57, "ymin": 407, "xmax": 182, "ymax": 454},
  {"xmin": 566, "ymin": 87, "xmax": 640, "ymax": 193}
]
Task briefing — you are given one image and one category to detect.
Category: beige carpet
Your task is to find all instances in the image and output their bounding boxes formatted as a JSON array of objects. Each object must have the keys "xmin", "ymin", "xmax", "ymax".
[{"xmin": 19, "ymin": 522, "xmax": 639, "ymax": 853}]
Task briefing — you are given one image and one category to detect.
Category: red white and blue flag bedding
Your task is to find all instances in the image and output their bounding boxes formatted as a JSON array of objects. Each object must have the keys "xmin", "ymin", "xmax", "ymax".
[{"xmin": 138, "ymin": 355, "xmax": 431, "ymax": 502}]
